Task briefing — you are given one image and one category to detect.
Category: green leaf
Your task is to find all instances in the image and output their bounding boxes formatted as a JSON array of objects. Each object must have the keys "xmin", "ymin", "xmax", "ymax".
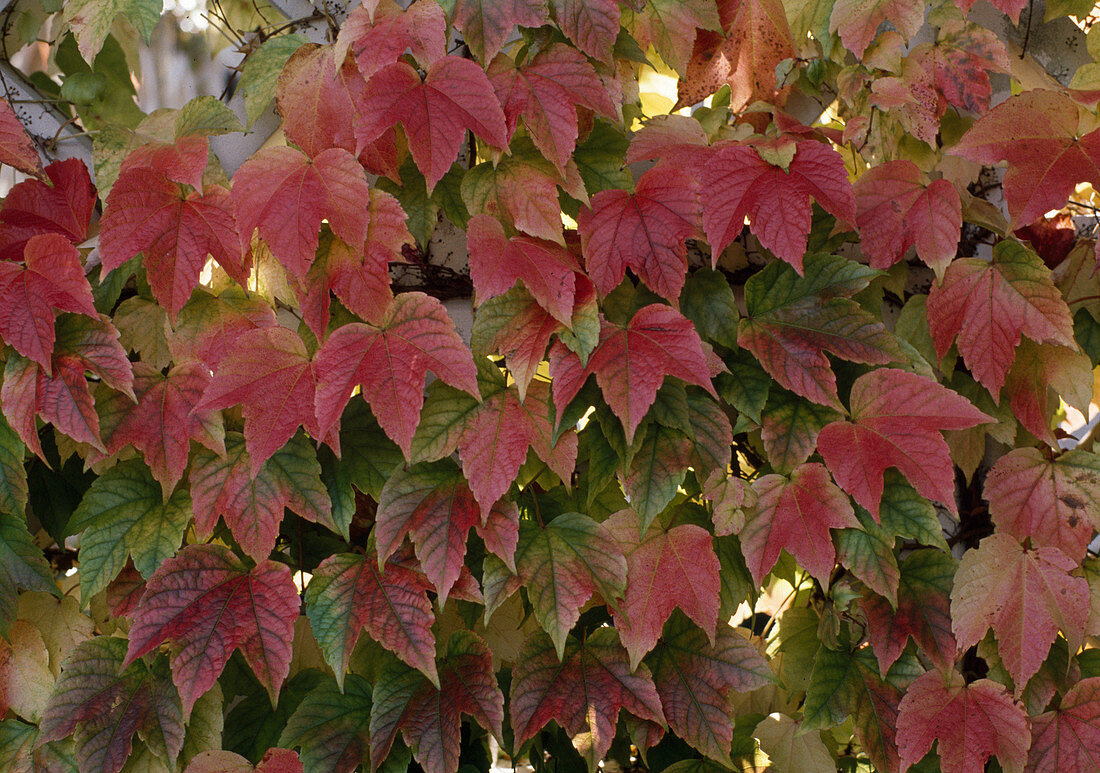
[
  {"xmin": 62, "ymin": 0, "xmax": 162, "ymax": 61},
  {"xmin": 377, "ymin": 156, "xmax": 439, "ymax": 248},
  {"xmin": 621, "ymin": 423, "xmax": 692, "ymax": 531},
  {"xmin": 0, "ymin": 718, "xmax": 77, "ymax": 772},
  {"xmin": 69, "ymin": 459, "xmax": 192, "ymax": 603},
  {"xmin": 715, "ymin": 349, "xmax": 772, "ymax": 425},
  {"xmin": 835, "ymin": 508, "xmax": 900, "ymax": 605},
  {"xmin": 760, "ymin": 388, "xmax": 840, "ymax": 474},
  {"xmin": 224, "ymin": 669, "xmax": 323, "ymax": 765},
  {"xmin": 335, "ymin": 401, "xmax": 404, "ymax": 501},
  {"xmin": 515, "ymin": 512, "xmax": 627, "ymax": 657},
  {"xmin": 0, "ymin": 510, "xmax": 57, "ymax": 637},
  {"xmin": 877, "ymin": 470, "xmax": 948, "ymax": 551},
  {"xmin": 0, "ymin": 414, "xmax": 27, "ymax": 519},
  {"xmin": 280, "ymin": 674, "xmax": 372, "ymax": 773},
  {"xmin": 571, "ymin": 120, "xmax": 632, "ymax": 199},
  {"xmin": 239, "ymin": 34, "xmax": 309, "ymax": 126},
  {"xmin": 174, "ymin": 95, "xmax": 244, "ymax": 138},
  {"xmin": 680, "ymin": 268, "xmax": 739, "ymax": 349}
]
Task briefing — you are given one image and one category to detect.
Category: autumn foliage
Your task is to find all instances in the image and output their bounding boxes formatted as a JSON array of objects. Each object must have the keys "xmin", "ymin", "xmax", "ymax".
[{"xmin": 4, "ymin": 0, "xmax": 1100, "ymax": 771}]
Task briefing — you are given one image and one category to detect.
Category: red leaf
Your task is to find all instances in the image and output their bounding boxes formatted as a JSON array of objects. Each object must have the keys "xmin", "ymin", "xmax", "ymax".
[
  {"xmin": 334, "ymin": 0, "xmax": 446, "ymax": 79},
  {"xmin": 950, "ymin": 90, "xmax": 1100, "ymax": 227},
  {"xmin": 478, "ymin": 499, "xmax": 520, "ymax": 572},
  {"xmin": 292, "ymin": 188, "xmax": 409, "ymax": 337},
  {"xmin": 896, "ymin": 670, "xmax": 1030, "ymax": 773},
  {"xmin": 198, "ymin": 326, "xmax": 325, "ymax": 473},
  {"xmin": 951, "ymin": 532, "xmax": 1089, "ymax": 688},
  {"xmin": 859, "ymin": 549, "xmax": 957, "ymax": 675},
  {"xmin": 701, "ymin": 140, "xmax": 855, "ymax": 271},
  {"xmin": 829, "ymin": 0, "xmax": 925, "ymax": 59},
  {"xmin": 984, "ymin": 447, "xmax": 1100, "ymax": 562},
  {"xmin": 124, "ymin": 544, "xmax": 300, "ymax": 715},
  {"xmin": 467, "ymin": 215, "xmax": 580, "ymax": 325},
  {"xmin": 305, "ymin": 551, "xmax": 438, "ymax": 687},
  {"xmin": 953, "ymin": 0, "xmax": 1027, "ymax": 23},
  {"xmin": 489, "ymin": 44, "xmax": 618, "ymax": 175},
  {"xmin": 676, "ymin": 0, "xmax": 795, "ymax": 113},
  {"xmin": 355, "ymin": 57, "xmax": 507, "ymax": 191},
  {"xmin": 579, "ymin": 165, "xmax": 700, "ymax": 303},
  {"xmin": 646, "ymin": 615, "xmax": 772, "ymax": 766},
  {"xmin": 0, "ymin": 158, "xmax": 95, "ymax": 261},
  {"xmin": 375, "ymin": 460, "xmax": 480, "ymax": 605},
  {"xmin": 550, "ymin": 304, "xmax": 718, "ymax": 444},
  {"xmin": 190, "ymin": 432, "xmax": 334, "ymax": 562},
  {"xmin": 0, "ymin": 233, "xmax": 96, "ymax": 371},
  {"xmin": 370, "ymin": 632, "xmax": 503, "ymax": 773},
  {"xmin": 119, "ymin": 135, "xmax": 210, "ymax": 191},
  {"xmin": 853, "ymin": 160, "xmax": 961, "ymax": 276},
  {"xmin": 1028, "ymin": 676, "xmax": 1100, "ymax": 773},
  {"xmin": 457, "ymin": 377, "xmax": 578, "ymax": 516},
  {"xmin": 454, "ymin": 0, "xmax": 549, "ymax": 64},
  {"xmin": 100, "ymin": 170, "xmax": 245, "ymax": 320},
  {"xmin": 275, "ymin": 43, "xmax": 366, "ymax": 157},
  {"xmin": 741, "ymin": 462, "xmax": 858, "ymax": 584},
  {"xmin": 625, "ymin": 0, "xmax": 721, "ymax": 75},
  {"xmin": 39, "ymin": 637, "xmax": 183, "ymax": 773},
  {"xmin": 927, "ymin": 239, "xmax": 1074, "ymax": 396},
  {"xmin": 186, "ymin": 748, "xmax": 304, "ymax": 772},
  {"xmin": 104, "ymin": 361, "xmax": 224, "ymax": 497},
  {"xmin": 817, "ymin": 368, "xmax": 991, "ymax": 517},
  {"xmin": 550, "ymin": 0, "xmax": 621, "ymax": 62},
  {"xmin": 470, "ymin": 286, "xmax": 566, "ymax": 400},
  {"xmin": 313, "ymin": 292, "xmax": 479, "ymax": 457},
  {"xmin": 510, "ymin": 629, "xmax": 664, "ymax": 766},
  {"xmin": 232, "ymin": 146, "xmax": 371, "ymax": 279},
  {"xmin": 605, "ymin": 510, "xmax": 721, "ymax": 669},
  {"xmin": 0, "ymin": 99, "xmax": 41, "ymax": 178}
]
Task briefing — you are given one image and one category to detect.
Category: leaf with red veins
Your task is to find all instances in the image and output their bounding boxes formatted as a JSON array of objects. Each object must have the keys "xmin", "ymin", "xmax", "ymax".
[
  {"xmin": 0, "ymin": 99, "xmax": 42, "ymax": 178},
  {"xmin": 232, "ymin": 146, "xmax": 370, "ymax": 279},
  {"xmin": 0, "ymin": 158, "xmax": 95, "ymax": 261},
  {"xmin": 676, "ymin": 0, "xmax": 795, "ymax": 113},
  {"xmin": 516, "ymin": 512, "xmax": 627, "ymax": 657},
  {"xmin": 550, "ymin": 0, "xmax": 621, "ymax": 62},
  {"xmin": 578, "ymin": 165, "xmax": 700, "ymax": 303},
  {"xmin": 334, "ymin": 0, "xmax": 446, "ymax": 78},
  {"xmin": 701, "ymin": 140, "xmax": 855, "ymax": 271},
  {"xmin": 1, "ymin": 354, "xmax": 44, "ymax": 457},
  {"xmin": 549, "ymin": 304, "xmax": 718, "ymax": 444},
  {"xmin": 190, "ymin": 432, "xmax": 334, "ymax": 561},
  {"xmin": 739, "ymin": 255, "xmax": 902, "ymax": 410},
  {"xmin": 949, "ymin": 90, "xmax": 1100, "ymax": 227},
  {"xmin": 118, "ymin": 135, "xmax": 210, "ymax": 191},
  {"xmin": 458, "ymin": 375, "xmax": 577, "ymax": 516},
  {"xmin": 370, "ymin": 632, "xmax": 504, "ymax": 773},
  {"xmin": 951, "ymin": 532, "xmax": 1089, "ymax": 689},
  {"xmin": 355, "ymin": 57, "xmax": 507, "ymax": 192},
  {"xmin": 169, "ymin": 286, "xmax": 277, "ymax": 370},
  {"xmin": 313, "ymin": 292, "xmax": 479, "ymax": 457},
  {"xmin": 604, "ymin": 510, "xmax": 721, "ymax": 670},
  {"xmin": 305, "ymin": 551, "xmax": 438, "ymax": 688},
  {"xmin": 623, "ymin": 0, "xmax": 721, "ymax": 76},
  {"xmin": 40, "ymin": 356, "xmax": 102, "ymax": 450},
  {"xmin": 53, "ymin": 312, "xmax": 135, "ymax": 398},
  {"xmin": 984, "ymin": 447, "xmax": 1100, "ymax": 562},
  {"xmin": 853, "ymin": 160, "xmax": 961, "ymax": 276},
  {"xmin": 276, "ymin": 43, "xmax": 376, "ymax": 159},
  {"xmin": 927, "ymin": 22, "xmax": 1009, "ymax": 114},
  {"xmin": 105, "ymin": 361, "xmax": 224, "ymax": 498},
  {"xmin": 1028, "ymin": 676, "xmax": 1100, "ymax": 773},
  {"xmin": 646, "ymin": 614, "xmax": 771, "ymax": 766},
  {"xmin": 896, "ymin": 670, "xmax": 1030, "ymax": 773},
  {"xmin": 927, "ymin": 240, "xmax": 1074, "ymax": 396},
  {"xmin": 0, "ymin": 233, "xmax": 96, "ymax": 372},
  {"xmin": 740, "ymin": 462, "xmax": 858, "ymax": 585},
  {"xmin": 39, "ymin": 637, "xmax": 183, "ymax": 773},
  {"xmin": 510, "ymin": 629, "xmax": 665, "ymax": 768},
  {"xmin": 454, "ymin": 0, "xmax": 549, "ymax": 64},
  {"xmin": 478, "ymin": 499, "xmax": 519, "ymax": 572},
  {"xmin": 1004, "ymin": 340, "xmax": 1093, "ymax": 447},
  {"xmin": 100, "ymin": 171, "xmax": 245, "ymax": 320},
  {"xmin": 828, "ymin": 0, "xmax": 925, "ymax": 58},
  {"xmin": 489, "ymin": 44, "xmax": 618, "ymax": 175},
  {"xmin": 953, "ymin": 0, "xmax": 1027, "ymax": 23},
  {"xmin": 817, "ymin": 368, "xmax": 991, "ymax": 518},
  {"xmin": 468, "ymin": 214, "xmax": 579, "ymax": 327},
  {"xmin": 197, "ymin": 326, "xmax": 324, "ymax": 474},
  {"xmin": 124, "ymin": 544, "xmax": 300, "ymax": 716},
  {"xmin": 376, "ymin": 460, "xmax": 480, "ymax": 605},
  {"xmin": 870, "ymin": 63, "xmax": 941, "ymax": 146},
  {"xmin": 859, "ymin": 549, "xmax": 957, "ymax": 675},
  {"xmin": 471, "ymin": 286, "xmax": 564, "ymax": 401}
]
